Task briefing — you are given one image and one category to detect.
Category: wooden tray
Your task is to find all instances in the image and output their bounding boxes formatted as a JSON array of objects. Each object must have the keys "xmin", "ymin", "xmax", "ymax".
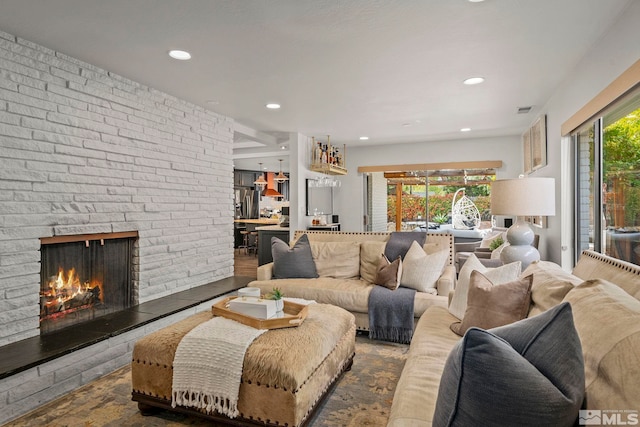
[{"xmin": 212, "ymin": 296, "xmax": 309, "ymax": 330}]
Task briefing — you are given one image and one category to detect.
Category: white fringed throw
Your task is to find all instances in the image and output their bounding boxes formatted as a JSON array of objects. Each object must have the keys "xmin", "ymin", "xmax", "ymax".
[{"xmin": 171, "ymin": 317, "xmax": 266, "ymax": 418}]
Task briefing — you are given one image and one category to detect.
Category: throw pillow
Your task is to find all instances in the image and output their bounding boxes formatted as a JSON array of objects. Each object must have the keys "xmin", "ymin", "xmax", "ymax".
[
  {"xmin": 360, "ymin": 241, "xmax": 387, "ymax": 284},
  {"xmin": 310, "ymin": 241, "xmax": 360, "ymax": 279},
  {"xmin": 450, "ymin": 271, "xmax": 532, "ymax": 336},
  {"xmin": 271, "ymin": 234, "xmax": 319, "ymax": 279},
  {"xmin": 384, "ymin": 231, "xmax": 426, "ymax": 261},
  {"xmin": 448, "ymin": 254, "xmax": 522, "ymax": 320},
  {"xmin": 562, "ymin": 279, "xmax": 640, "ymax": 409},
  {"xmin": 479, "ymin": 230, "xmax": 504, "ymax": 249},
  {"xmin": 434, "ymin": 302, "xmax": 585, "ymax": 427},
  {"xmin": 490, "ymin": 241, "xmax": 508, "ymax": 260},
  {"xmin": 374, "ymin": 254, "xmax": 402, "ymax": 290},
  {"xmin": 400, "ymin": 241, "xmax": 448, "ymax": 293},
  {"xmin": 521, "ymin": 260, "xmax": 581, "ymax": 317}
]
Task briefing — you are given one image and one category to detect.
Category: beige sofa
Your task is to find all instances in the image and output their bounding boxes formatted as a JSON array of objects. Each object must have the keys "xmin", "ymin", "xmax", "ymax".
[
  {"xmin": 387, "ymin": 250, "xmax": 640, "ymax": 426},
  {"xmin": 249, "ymin": 230, "xmax": 456, "ymax": 331}
]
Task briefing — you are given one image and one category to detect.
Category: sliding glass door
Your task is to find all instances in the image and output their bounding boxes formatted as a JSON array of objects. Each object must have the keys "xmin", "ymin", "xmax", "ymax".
[{"xmin": 574, "ymin": 87, "xmax": 640, "ymax": 265}]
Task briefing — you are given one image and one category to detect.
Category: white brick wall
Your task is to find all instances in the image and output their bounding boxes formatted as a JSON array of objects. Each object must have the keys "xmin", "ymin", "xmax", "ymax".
[
  {"xmin": 370, "ymin": 172, "xmax": 389, "ymax": 232},
  {"xmin": 0, "ymin": 30, "xmax": 235, "ymax": 345}
]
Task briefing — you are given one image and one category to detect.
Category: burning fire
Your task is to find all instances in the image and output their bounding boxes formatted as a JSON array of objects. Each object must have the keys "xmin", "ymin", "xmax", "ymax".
[{"xmin": 40, "ymin": 267, "xmax": 103, "ymax": 319}]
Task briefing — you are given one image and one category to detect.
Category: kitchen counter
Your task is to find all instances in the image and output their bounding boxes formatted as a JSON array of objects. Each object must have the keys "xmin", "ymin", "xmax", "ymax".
[
  {"xmin": 234, "ymin": 218, "xmax": 280, "ymax": 225},
  {"xmin": 256, "ymin": 225, "xmax": 289, "ymax": 231}
]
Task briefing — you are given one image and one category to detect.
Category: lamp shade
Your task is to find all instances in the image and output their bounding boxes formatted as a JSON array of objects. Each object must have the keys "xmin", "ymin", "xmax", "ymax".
[{"xmin": 490, "ymin": 177, "xmax": 556, "ymax": 217}]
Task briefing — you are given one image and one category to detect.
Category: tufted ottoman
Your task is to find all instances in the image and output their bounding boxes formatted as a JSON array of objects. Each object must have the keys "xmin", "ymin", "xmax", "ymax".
[{"xmin": 131, "ymin": 303, "xmax": 356, "ymax": 427}]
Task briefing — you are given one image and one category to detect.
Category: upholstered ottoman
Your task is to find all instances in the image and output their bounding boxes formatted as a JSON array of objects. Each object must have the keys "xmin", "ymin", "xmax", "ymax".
[{"xmin": 131, "ymin": 303, "xmax": 356, "ymax": 427}]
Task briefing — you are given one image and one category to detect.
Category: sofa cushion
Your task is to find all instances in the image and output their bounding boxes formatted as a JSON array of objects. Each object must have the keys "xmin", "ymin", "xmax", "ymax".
[
  {"xmin": 374, "ymin": 254, "xmax": 402, "ymax": 290},
  {"xmin": 271, "ymin": 234, "xmax": 318, "ymax": 279},
  {"xmin": 401, "ymin": 241, "xmax": 448, "ymax": 294},
  {"xmin": 249, "ymin": 277, "xmax": 373, "ymax": 313},
  {"xmin": 310, "ymin": 241, "xmax": 360, "ymax": 279},
  {"xmin": 434, "ymin": 302, "xmax": 584, "ymax": 427},
  {"xmin": 562, "ymin": 278, "xmax": 640, "ymax": 409},
  {"xmin": 387, "ymin": 306, "xmax": 461, "ymax": 427},
  {"xmin": 450, "ymin": 271, "xmax": 532, "ymax": 336},
  {"xmin": 521, "ymin": 260, "xmax": 581, "ymax": 317},
  {"xmin": 448, "ymin": 254, "xmax": 522, "ymax": 320},
  {"xmin": 360, "ymin": 241, "xmax": 387, "ymax": 284}
]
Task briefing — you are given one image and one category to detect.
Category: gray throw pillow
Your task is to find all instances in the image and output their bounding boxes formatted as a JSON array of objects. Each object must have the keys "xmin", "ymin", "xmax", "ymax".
[
  {"xmin": 434, "ymin": 302, "xmax": 584, "ymax": 427},
  {"xmin": 271, "ymin": 234, "xmax": 319, "ymax": 279}
]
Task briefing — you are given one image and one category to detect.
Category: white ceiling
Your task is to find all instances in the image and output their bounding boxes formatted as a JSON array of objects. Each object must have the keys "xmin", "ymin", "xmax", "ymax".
[{"xmin": 0, "ymin": 0, "xmax": 632, "ymax": 172}]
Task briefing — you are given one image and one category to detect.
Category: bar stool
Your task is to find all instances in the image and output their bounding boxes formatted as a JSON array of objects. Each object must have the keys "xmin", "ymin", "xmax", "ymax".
[
  {"xmin": 239, "ymin": 230, "xmax": 250, "ymax": 254},
  {"xmin": 249, "ymin": 231, "xmax": 259, "ymax": 256}
]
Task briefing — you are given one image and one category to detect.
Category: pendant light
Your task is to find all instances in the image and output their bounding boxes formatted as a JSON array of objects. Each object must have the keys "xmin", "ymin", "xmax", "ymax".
[
  {"xmin": 253, "ymin": 163, "xmax": 267, "ymax": 190},
  {"xmin": 274, "ymin": 159, "xmax": 289, "ymax": 183}
]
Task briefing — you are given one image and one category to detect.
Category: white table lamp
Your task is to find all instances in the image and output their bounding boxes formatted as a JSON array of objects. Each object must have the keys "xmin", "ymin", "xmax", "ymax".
[{"xmin": 490, "ymin": 177, "xmax": 556, "ymax": 269}]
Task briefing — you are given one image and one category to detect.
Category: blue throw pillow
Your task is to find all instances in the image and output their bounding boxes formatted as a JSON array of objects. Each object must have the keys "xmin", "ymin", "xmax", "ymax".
[
  {"xmin": 271, "ymin": 234, "xmax": 319, "ymax": 279},
  {"xmin": 433, "ymin": 302, "xmax": 584, "ymax": 427}
]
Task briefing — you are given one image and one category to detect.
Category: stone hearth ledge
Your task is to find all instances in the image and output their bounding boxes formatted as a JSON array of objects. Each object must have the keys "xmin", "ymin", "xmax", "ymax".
[{"xmin": 0, "ymin": 276, "xmax": 251, "ymax": 424}]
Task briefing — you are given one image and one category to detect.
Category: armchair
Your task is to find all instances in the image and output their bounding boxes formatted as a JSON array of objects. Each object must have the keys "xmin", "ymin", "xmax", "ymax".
[{"xmin": 456, "ymin": 233, "xmax": 540, "ymax": 272}]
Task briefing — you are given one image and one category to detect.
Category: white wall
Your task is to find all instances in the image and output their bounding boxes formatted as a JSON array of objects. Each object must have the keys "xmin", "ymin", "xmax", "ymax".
[
  {"xmin": 0, "ymin": 30, "xmax": 234, "ymax": 345},
  {"xmin": 336, "ymin": 135, "xmax": 522, "ymax": 233},
  {"xmin": 533, "ymin": 0, "xmax": 640, "ymax": 266},
  {"xmin": 333, "ymin": 1, "xmax": 640, "ymax": 265}
]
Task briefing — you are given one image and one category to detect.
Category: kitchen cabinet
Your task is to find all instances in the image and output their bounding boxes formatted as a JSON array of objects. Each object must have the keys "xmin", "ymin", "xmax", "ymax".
[
  {"xmin": 256, "ymin": 226, "xmax": 289, "ymax": 266},
  {"xmin": 234, "ymin": 170, "xmax": 259, "ymax": 187}
]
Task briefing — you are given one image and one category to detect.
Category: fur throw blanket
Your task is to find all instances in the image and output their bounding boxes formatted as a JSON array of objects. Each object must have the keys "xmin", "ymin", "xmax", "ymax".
[{"xmin": 171, "ymin": 317, "xmax": 266, "ymax": 418}]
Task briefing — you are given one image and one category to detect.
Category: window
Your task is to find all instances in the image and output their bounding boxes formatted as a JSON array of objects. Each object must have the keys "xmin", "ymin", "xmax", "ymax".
[
  {"xmin": 368, "ymin": 169, "xmax": 495, "ymax": 232},
  {"xmin": 574, "ymin": 86, "xmax": 640, "ymax": 265}
]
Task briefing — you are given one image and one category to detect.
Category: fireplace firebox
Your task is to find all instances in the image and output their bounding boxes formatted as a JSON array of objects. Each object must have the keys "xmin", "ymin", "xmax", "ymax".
[{"xmin": 39, "ymin": 232, "xmax": 138, "ymax": 335}]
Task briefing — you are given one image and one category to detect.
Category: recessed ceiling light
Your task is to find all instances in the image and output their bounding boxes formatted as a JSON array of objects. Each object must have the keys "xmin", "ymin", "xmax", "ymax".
[
  {"xmin": 460, "ymin": 128, "xmax": 471, "ymax": 132},
  {"xmin": 168, "ymin": 50, "xmax": 191, "ymax": 60},
  {"xmin": 206, "ymin": 100, "xmax": 219, "ymax": 105},
  {"xmin": 402, "ymin": 123, "xmax": 412, "ymax": 127},
  {"xmin": 280, "ymin": 145, "xmax": 287, "ymax": 150},
  {"xmin": 468, "ymin": 0, "xmax": 485, "ymax": 2},
  {"xmin": 463, "ymin": 77, "xmax": 485, "ymax": 85},
  {"xmin": 265, "ymin": 103, "xmax": 281, "ymax": 109},
  {"xmin": 359, "ymin": 136, "xmax": 369, "ymax": 140}
]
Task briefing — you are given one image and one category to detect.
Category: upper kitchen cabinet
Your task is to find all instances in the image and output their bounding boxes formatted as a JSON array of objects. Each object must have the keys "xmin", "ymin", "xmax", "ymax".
[{"xmin": 234, "ymin": 170, "xmax": 259, "ymax": 187}]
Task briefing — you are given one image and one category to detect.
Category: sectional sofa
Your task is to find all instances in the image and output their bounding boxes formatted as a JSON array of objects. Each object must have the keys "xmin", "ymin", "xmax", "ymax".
[
  {"xmin": 251, "ymin": 230, "xmax": 640, "ymax": 425},
  {"xmin": 388, "ymin": 250, "xmax": 640, "ymax": 425},
  {"xmin": 249, "ymin": 230, "xmax": 456, "ymax": 331}
]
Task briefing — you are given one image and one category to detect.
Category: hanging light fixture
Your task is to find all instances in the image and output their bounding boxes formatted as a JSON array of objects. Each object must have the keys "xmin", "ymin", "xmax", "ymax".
[
  {"xmin": 253, "ymin": 163, "xmax": 267, "ymax": 190},
  {"xmin": 274, "ymin": 159, "xmax": 289, "ymax": 183}
]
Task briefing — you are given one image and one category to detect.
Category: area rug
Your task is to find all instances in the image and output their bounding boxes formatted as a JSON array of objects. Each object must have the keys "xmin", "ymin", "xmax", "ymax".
[{"xmin": 4, "ymin": 335, "xmax": 408, "ymax": 427}]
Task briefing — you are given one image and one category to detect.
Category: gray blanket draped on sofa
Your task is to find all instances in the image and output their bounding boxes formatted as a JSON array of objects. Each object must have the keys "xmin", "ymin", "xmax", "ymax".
[{"xmin": 368, "ymin": 286, "xmax": 416, "ymax": 344}]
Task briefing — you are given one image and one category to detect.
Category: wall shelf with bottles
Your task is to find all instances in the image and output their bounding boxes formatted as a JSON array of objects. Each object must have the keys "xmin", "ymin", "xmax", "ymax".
[{"xmin": 309, "ymin": 136, "xmax": 347, "ymax": 175}]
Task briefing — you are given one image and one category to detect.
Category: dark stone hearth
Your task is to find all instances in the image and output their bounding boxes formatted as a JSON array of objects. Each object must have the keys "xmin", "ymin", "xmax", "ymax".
[{"xmin": 0, "ymin": 276, "xmax": 252, "ymax": 380}]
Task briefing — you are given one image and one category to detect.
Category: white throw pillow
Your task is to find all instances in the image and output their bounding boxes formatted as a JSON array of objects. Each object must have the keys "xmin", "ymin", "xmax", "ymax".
[
  {"xmin": 491, "ymin": 242, "xmax": 508, "ymax": 260},
  {"xmin": 448, "ymin": 254, "xmax": 522, "ymax": 320},
  {"xmin": 401, "ymin": 241, "xmax": 448, "ymax": 293},
  {"xmin": 479, "ymin": 231, "xmax": 504, "ymax": 249}
]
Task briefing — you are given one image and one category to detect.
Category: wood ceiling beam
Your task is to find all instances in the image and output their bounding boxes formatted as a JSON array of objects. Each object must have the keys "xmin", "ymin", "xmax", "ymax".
[{"xmin": 358, "ymin": 160, "xmax": 502, "ymax": 174}]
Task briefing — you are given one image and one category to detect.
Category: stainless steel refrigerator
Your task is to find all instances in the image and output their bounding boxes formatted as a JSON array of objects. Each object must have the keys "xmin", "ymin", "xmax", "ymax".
[{"xmin": 235, "ymin": 187, "xmax": 259, "ymax": 219}]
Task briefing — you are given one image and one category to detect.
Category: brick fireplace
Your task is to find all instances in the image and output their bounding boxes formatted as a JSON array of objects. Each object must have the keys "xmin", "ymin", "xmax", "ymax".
[
  {"xmin": 0, "ymin": 29, "xmax": 238, "ymax": 424},
  {"xmin": 0, "ymin": 30, "xmax": 235, "ymax": 347},
  {"xmin": 39, "ymin": 232, "xmax": 138, "ymax": 335}
]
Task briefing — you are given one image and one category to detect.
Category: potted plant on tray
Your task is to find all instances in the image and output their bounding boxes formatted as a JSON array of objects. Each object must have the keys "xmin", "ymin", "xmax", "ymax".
[{"xmin": 267, "ymin": 287, "xmax": 284, "ymax": 312}]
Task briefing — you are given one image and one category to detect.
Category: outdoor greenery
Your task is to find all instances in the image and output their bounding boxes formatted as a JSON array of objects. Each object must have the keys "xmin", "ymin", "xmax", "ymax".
[
  {"xmin": 603, "ymin": 107, "xmax": 640, "ymax": 226},
  {"xmin": 387, "ymin": 192, "xmax": 491, "ymax": 222}
]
